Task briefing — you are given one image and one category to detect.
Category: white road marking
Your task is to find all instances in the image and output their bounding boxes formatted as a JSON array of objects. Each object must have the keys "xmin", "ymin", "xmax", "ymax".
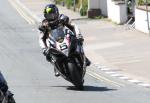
[
  {"xmin": 101, "ymin": 68, "xmax": 111, "ymax": 71},
  {"xmin": 105, "ymin": 71, "xmax": 116, "ymax": 74},
  {"xmin": 9, "ymin": 0, "xmax": 35, "ymax": 24},
  {"xmin": 111, "ymin": 74, "xmax": 123, "ymax": 77},
  {"xmin": 87, "ymin": 70, "xmax": 124, "ymax": 87},
  {"xmin": 94, "ymin": 63, "xmax": 150, "ymax": 89},
  {"xmin": 138, "ymin": 83, "xmax": 150, "ymax": 88},
  {"xmin": 128, "ymin": 79, "xmax": 142, "ymax": 84}
]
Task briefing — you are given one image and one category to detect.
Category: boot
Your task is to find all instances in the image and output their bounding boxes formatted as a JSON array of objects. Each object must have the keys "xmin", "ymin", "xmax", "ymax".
[
  {"xmin": 54, "ymin": 67, "xmax": 60, "ymax": 77},
  {"xmin": 86, "ymin": 57, "xmax": 91, "ymax": 66}
]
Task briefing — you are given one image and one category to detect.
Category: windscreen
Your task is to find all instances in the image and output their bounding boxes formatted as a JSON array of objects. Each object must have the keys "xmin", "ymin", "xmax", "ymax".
[{"xmin": 51, "ymin": 27, "xmax": 65, "ymax": 42}]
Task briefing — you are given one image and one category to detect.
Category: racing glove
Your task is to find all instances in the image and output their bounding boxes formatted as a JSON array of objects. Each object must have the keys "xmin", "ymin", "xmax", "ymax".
[
  {"xmin": 42, "ymin": 48, "xmax": 49, "ymax": 56},
  {"xmin": 43, "ymin": 48, "xmax": 52, "ymax": 62}
]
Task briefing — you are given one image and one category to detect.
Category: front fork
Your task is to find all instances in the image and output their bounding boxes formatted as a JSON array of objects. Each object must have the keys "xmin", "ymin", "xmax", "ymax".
[{"xmin": 51, "ymin": 56, "xmax": 71, "ymax": 80}]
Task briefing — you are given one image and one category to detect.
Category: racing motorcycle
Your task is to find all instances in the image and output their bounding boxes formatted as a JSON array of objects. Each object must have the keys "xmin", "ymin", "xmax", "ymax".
[
  {"xmin": 0, "ymin": 72, "xmax": 15, "ymax": 103},
  {"xmin": 0, "ymin": 90, "xmax": 15, "ymax": 103},
  {"xmin": 47, "ymin": 25, "xmax": 87, "ymax": 89}
]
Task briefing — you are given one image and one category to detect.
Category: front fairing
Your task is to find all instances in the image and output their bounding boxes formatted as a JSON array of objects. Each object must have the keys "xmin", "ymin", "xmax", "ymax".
[
  {"xmin": 48, "ymin": 27, "xmax": 86, "ymax": 82},
  {"xmin": 49, "ymin": 26, "xmax": 75, "ymax": 56}
]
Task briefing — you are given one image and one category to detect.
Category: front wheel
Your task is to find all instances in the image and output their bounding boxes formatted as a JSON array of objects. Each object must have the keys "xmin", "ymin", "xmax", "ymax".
[
  {"xmin": 67, "ymin": 61, "xmax": 84, "ymax": 89},
  {"xmin": 8, "ymin": 96, "xmax": 15, "ymax": 103}
]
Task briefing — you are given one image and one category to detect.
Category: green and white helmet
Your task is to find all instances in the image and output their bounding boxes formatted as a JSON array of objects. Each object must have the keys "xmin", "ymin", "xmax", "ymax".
[{"xmin": 44, "ymin": 4, "xmax": 59, "ymax": 21}]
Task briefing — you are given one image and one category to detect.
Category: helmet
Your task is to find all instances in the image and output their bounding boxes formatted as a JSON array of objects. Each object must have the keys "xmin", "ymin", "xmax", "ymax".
[{"xmin": 44, "ymin": 4, "xmax": 59, "ymax": 21}]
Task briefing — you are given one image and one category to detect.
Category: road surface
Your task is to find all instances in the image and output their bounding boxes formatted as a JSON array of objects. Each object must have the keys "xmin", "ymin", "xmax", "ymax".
[{"xmin": 0, "ymin": 0, "xmax": 150, "ymax": 103}]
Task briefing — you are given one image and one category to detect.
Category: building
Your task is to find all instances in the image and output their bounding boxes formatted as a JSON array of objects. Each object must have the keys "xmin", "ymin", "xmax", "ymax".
[
  {"xmin": 88, "ymin": 0, "xmax": 150, "ymax": 34},
  {"xmin": 88, "ymin": 0, "xmax": 135, "ymax": 24}
]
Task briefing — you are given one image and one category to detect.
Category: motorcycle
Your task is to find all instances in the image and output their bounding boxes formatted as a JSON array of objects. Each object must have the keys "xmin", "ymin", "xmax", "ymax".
[
  {"xmin": 47, "ymin": 25, "xmax": 87, "ymax": 89},
  {"xmin": 0, "ymin": 72, "xmax": 15, "ymax": 103},
  {"xmin": 0, "ymin": 90, "xmax": 15, "ymax": 103}
]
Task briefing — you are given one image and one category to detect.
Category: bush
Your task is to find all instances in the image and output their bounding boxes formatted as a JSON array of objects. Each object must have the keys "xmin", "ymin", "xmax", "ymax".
[
  {"xmin": 55, "ymin": 0, "xmax": 88, "ymax": 16},
  {"xmin": 66, "ymin": 0, "xmax": 73, "ymax": 9},
  {"xmin": 137, "ymin": 0, "xmax": 150, "ymax": 6},
  {"xmin": 55, "ymin": 0, "xmax": 64, "ymax": 4},
  {"xmin": 76, "ymin": 0, "xmax": 81, "ymax": 8},
  {"xmin": 80, "ymin": 0, "xmax": 88, "ymax": 16}
]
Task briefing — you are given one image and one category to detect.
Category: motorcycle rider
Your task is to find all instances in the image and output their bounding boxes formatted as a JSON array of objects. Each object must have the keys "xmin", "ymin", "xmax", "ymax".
[
  {"xmin": 0, "ymin": 71, "xmax": 15, "ymax": 103},
  {"xmin": 38, "ymin": 4, "xmax": 91, "ymax": 76},
  {"xmin": 0, "ymin": 71, "xmax": 8, "ymax": 95}
]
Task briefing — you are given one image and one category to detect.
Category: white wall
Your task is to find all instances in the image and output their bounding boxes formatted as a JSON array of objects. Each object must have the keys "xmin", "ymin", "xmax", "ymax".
[
  {"xmin": 107, "ymin": 0, "xmax": 127, "ymax": 24},
  {"xmin": 88, "ymin": 0, "xmax": 108, "ymax": 16},
  {"xmin": 88, "ymin": 0, "xmax": 128, "ymax": 23},
  {"xmin": 99, "ymin": 0, "xmax": 107, "ymax": 16},
  {"xmin": 135, "ymin": 8, "xmax": 150, "ymax": 33},
  {"xmin": 88, "ymin": 0, "xmax": 100, "ymax": 9}
]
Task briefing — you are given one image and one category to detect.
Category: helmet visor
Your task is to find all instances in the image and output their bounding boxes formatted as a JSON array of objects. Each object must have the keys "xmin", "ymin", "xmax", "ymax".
[{"xmin": 45, "ymin": 13, "xmax": 57, "ymax": 20}]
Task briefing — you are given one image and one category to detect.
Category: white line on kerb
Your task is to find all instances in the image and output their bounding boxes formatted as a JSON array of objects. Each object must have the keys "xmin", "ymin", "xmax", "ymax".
[
  {"xmin": 111, "ymin": 74, "xmax": 122, "ymax": 77},
  {"xmin": 138, "ymin": 83, "xmax": 150, "ymax": 88},
  {"xmin": 105, "ymin": 71, "xmax": 116, "ymax": 74},
  {"xmin": 128, "ymin": 79, "xmax": 142, "ymax": 84},
  {"xmin": 94, "ymin": 63, "xmax": 150, "ymax": 89}
]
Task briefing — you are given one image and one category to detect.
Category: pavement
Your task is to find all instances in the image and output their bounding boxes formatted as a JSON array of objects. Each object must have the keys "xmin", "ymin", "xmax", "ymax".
[{"xmin": 10, "ymin": 0, "xmax": 150, "ymax": 86}]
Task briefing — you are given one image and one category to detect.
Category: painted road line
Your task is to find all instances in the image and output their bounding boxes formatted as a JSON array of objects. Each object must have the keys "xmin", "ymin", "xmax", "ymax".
[
  {"xmin": 93, "ymin": 63, "xmax": 150, "ymax": 89},
  {"xmin": 105, "ymin": 71, "xmax": 116, "ymax": 74},
  {"xmin": 128, "ymin": 79, "xmax": 142, "ymax": 84},
  {"xmin": 87, "ymin": 70, "xmax": 124, "ymax": 87},
  {"xmin": 101, "ymin": 68, "xmax": 111, "ymax": 71},
  {"xmin": 111, "ymin": 74, "xmax": 123, "ymax": 77},
  {"xmin": 138, "ymin": 83, "xmax": 150, "ymax": 88},
  {"xmin": 119, "ymin": 76, "xmax": 130, "ymax": 80},
  {"xmin": 8, "ymin": 0, "xmax": 35, "ymax": 24},
  {"xmin": 15, "ymin": 0, "xmax": 41, "ymax": 22}
]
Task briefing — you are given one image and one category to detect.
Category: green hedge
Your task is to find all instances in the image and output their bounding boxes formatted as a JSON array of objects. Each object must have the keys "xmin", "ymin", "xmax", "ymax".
[
  {"xmin": 66, "ymin": 0, "xmax": 73, "ymax": 9},
  {"xmin": 80, "ymin": 0, "xmax": 88, "ymax": 16},
  {"xmin": 137, "ymin": 0, "xmax": 150, "ymax": 6},
  {"xmin": 55, "ymin": 0, "xmax": 64, "ymax": 4},
  {"xmin": 55, "ymin": 0, "xmax": 88, "ymax": 16}
]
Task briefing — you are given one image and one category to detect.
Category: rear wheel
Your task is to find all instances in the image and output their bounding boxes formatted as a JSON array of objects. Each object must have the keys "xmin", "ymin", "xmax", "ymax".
[{"xmin": 67, "ymin": 61, "xmax": 84, "ymax": 89}]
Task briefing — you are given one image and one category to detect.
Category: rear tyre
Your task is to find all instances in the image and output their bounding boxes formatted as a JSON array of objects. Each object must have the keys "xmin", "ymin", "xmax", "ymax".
[{"xmin": 68, "ymin": 61, "xmax": 84, "ymax": 89}]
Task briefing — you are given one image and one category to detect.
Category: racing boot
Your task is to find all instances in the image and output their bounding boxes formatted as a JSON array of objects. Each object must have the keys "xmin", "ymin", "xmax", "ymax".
[
  {"xmin": 85, "ymin": 57, "xmax": 91, "ymax": 66},
  {"xmin": 54, "ymin": 67, "xmax": 60, "ymax": 77},
  {"xmin": 46, "ymin": 55, "xmax": 52, "ymax": 62}
]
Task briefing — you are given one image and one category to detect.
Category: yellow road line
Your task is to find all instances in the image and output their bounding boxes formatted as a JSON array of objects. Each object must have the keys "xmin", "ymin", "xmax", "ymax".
[
  {"xmin": 87, "ymin": 70, "xmax": 124, "ymax": 87},
  {"xmin": 8, "ymin": 0, "xmax": 35, "ymax": 25}
]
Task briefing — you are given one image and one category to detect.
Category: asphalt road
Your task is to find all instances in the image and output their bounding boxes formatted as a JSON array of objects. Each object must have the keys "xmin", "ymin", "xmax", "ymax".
[{"xmin": 0, "ymin": 0, "xmax": 150, "ymax": 103}]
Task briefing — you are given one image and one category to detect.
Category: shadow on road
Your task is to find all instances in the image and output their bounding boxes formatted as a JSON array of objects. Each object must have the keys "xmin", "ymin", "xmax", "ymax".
[
  {"xmin": 51, "ymin": 85, "xmax": 117, "ymax": 92},
  {"xmin": 68, "ymin": 85, "xmax": 117, "ymax": 92}
]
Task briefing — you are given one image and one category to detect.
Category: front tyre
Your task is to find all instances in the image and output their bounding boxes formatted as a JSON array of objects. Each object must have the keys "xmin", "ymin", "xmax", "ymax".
[
  {"xmin": 8, "ymin": 96, "xmax": 16, "ymax": 103},
  {"xmin": 67, "ymin": 61, "xmax": 84, "ymax": 89}
]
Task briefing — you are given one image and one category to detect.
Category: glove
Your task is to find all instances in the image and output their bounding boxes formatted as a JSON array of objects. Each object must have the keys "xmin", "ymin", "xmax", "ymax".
[
  {"xmin": 42, "ymin": 48, "xmax": 49, "ymax": 56},
  {"xmin": 59, "ymin": 15, "xmax": 69, "ymax": 25},
  {"xmin": 43, "ymin": 48, "xmax": 52, "ymax": 62},
  {"xmin": 39, "ymin": 20, "xmax": 49, "ymax": 32},
  {"xmin": 38, "ymin": 25, "xmax": 47, "ymax": 33}
]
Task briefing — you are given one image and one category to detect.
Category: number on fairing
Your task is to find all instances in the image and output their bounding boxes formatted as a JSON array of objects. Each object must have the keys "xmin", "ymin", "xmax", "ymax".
[{"xmin": 59, "ymin": 43, "xmax": 68, "ymax": 50}]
